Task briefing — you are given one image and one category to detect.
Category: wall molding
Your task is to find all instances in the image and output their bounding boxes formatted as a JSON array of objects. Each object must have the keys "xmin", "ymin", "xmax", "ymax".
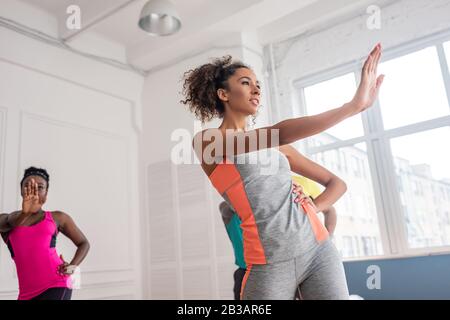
[
  {"xmin": 97, "ymin": 294, "xmax": 135, "ymax": 300},
  {"xmin": 0, "ymin": 106, "xmax": 7, "ymax": 265},
  {"xmin": 0, "ymin": 106, "xmax": 7, "ymax": 211},
  {"xmin": 0, "ymin": 57, "xmax": 141, "ymax": 134},
  {"xmin": 78, "ymin": 279, "xmax": 135, "ymax": 290}
]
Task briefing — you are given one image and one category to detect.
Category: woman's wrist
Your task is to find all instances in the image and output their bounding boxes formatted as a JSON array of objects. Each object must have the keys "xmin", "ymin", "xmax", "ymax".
[{"xmin": 342, "ymin": 101, "xmax": 360, "ymax": 117}]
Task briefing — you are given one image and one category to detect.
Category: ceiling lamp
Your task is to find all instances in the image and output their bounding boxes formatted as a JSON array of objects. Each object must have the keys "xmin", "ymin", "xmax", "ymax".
[{"xmin": 138, "ymin": 0, "xmax": 181, "ymax": 36}]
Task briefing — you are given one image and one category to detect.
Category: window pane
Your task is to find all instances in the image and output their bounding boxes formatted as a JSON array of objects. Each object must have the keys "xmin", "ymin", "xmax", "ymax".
[
  {"xmin": 390, "ymin": 127, "xmax": 450, "ymax": 249},
  {"xmin": 378, "ymin": 47, "xmax": 449, "ymax": 129},
  {"xmin": 304, "ymin": 73, "xmax": 363, "ymax": 142},
  {"xmin": 310, "ymin": 143, "xmax": 383, "ymax": 258}
]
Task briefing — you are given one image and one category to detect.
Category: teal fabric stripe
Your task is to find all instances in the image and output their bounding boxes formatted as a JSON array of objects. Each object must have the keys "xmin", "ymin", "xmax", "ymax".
[{"xmin": 225, "ymin": 214, "xmax": 246, "ymax": 269}]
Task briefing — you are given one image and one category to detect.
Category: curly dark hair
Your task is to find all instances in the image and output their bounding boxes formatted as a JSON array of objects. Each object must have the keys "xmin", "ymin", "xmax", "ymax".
[
  {"xmin": 180, "ymin": 55, "xmax": 251, "ymax": 123},
  {"xmin": 20, "ymin": 166, "xmax": 50, "ymax": 189}
]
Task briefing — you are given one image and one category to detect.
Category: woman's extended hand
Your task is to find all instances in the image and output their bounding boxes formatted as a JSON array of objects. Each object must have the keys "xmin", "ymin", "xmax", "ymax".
[
  {"xmin": 349, "ymin": 43, "xmax": 385, "ymax": 114},
  {"xmin": 21, "ymin": 178, "xmax": 40, "ymax": 215}
]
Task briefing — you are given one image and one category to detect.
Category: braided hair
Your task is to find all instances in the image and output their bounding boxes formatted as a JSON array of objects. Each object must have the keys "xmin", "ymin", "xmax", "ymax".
[{"xmin": 20, "ymin": 167, "xmax": 50, "ymax": 190}]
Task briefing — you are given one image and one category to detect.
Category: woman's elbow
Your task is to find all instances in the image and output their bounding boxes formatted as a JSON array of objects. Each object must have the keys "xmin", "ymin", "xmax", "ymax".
[
  {"xmin": 84, "ymin": 240, "xmax": 91, "ymax": 251},
  {"xmin": 339, "ymin": 178, "xmax": 347, "ymax": 194},
  {"xmin": 78, "ymin": 239, "xmax": 90, "ymax": 251},
  {"xmin": 331, "ymin": 176, "xmax": 347, "ymax": 194}
]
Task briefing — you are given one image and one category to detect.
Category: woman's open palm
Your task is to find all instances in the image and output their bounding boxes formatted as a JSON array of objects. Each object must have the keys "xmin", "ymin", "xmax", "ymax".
[
  {"xmin": 22, "ymin": 179, "xmax": 40, "ymax": 214},
  {"xmin": 351, "ymin": 43, "xmax": 385, "ymax": 112}
]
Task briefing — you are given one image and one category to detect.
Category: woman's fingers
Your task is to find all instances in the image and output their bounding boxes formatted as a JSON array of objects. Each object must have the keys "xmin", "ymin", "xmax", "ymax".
[
  {"xmin": 292, "ymin": 183, "xmax": 303, "ymax": 193},
  {"xmin": 371, "ymin": 44, "xmax": 382, "ymax": 73},
  {"xmin": 363, "ymin": 55, "xmax": 371, "ymax": 74},
  {"xmin": 370, "ymin": 43, "xmax": 379, "ymax": 55},
  {"xmin": 33, "ymin": 179, "xmax": 38, "ymax": 196},
  {"xmin": 367, "ymin": 44, "xmax": 377, "ymax": 66},
  {"xmin": 364, "ymin": 44, "xmax": 381, "ymax": 76},
  {"xmin": 28, "ymin": 179, "xmax": 34, "ymax": 196},
  {"xmin": 58, "ymin": 255, "xmax": 69, "ymax": 274},
  {"xmin": 58, "ymin": 264, "xmax": 68, "ymax": 275},
  {"xmin": 293, "ymin": 188, "xmax": 304, "ymax": 197},
  {"xmin": 294, "ymin": 193, "xmax": 308, "ymax": 203},
  {"xmin": 375, "ymin": 74, "xmax": 385, "ymax": 92},
  {"xmin": 24, "ymin": 183, "xmax": 29, "ymax": 198},
  {"xmin": 371, "ymin": 45, "xmax": 382, "ymax": 74},
  {"xmin": 27, "ymin": 183, "xmax": 31, "ymax": 198},
  {"xmin": 374, "ymin": 44, "xmax": 381, "ymax": 75}
]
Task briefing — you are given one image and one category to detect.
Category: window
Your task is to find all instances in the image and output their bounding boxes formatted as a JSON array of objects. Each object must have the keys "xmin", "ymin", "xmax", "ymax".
[
  {"xmin": 396, "ymin": 175, "xmax": 403, "ymax": 192},
  {"xmin": 390, "ymin": 127, "xmax": 450, "ymax": 249},
  {"xmin": 342, "ymin": 236, "xmax": 355, "ymax": 257},
  {"xmin": 378, "ymin": 47, "xmax": 449, "ymax": 129},
  {"xmin": 351, "ymin": 155, "xmax": 361, "ymax": 178},
  {"xmin": 361, "ymin": 237, "xmax": 373, "ymax": 256},
  {"xmin": 304, "ymin": 73, "xmax": 362, "ymax": 142},
  {"xmin": 310, "ymin": 144, "xmax": 383, "ymax": 258},
  {"xmin": 295, "ymin": 36, "xmax": 450, "ymax": 258},
  {"xmin": 354, "ymin": 236, "xmax": 361, "ymax": 256},
  {"xmin": 340, "ymin": 151, "xmax": 348, "ymax": 174}
]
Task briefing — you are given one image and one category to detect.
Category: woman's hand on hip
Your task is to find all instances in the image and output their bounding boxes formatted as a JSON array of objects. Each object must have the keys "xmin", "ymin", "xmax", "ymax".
[{"xmin": 292, "ymin": 182, "xmax": 318, "ymax": 213}]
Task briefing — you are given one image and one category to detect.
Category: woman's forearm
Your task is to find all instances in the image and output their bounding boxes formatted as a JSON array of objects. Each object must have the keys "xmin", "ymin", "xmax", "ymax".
[
  {"xmin": 70, "ymin": 241, "xmax": 90, "ymax": 266},
  {"xmin": 313, "ymin": 178, "xmax": 347, "ymax": 213},
  {"xmin": 273, "ymin": 103, "xmax": 355, "ymax": 146},
  {"xmin": 323, "ymin": 206, "xmax": 337, "ymax": 235},
  {"xmin": 0, "ymin": 212, "xmax": 32, "ymax": 232}
]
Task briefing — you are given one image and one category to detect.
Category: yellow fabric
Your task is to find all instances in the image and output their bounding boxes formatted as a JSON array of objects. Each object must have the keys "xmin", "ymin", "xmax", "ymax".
[{"xmin": 292, "ymin": 175, "xmax": 322, "ymax": 199}]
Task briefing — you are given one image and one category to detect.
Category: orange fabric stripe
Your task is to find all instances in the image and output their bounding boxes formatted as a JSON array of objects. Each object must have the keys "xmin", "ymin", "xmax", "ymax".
[
  {"xmin": 240, "ymin": 265, "xmax": 252, "ymax": 300},
  {"xmin": 226, "ymin": 180, "xmax": 267, "ymax": 264},
  {"xmin": 208, "ymin": 161, "xmax": 267, "ymax": 265},
  {"xmin": 300, "ymin": 200, "xmax": 329, "ymax": 243},
  {"xmin": 208, "ymin": 159, "xmax": 240, "ymax": 195}
]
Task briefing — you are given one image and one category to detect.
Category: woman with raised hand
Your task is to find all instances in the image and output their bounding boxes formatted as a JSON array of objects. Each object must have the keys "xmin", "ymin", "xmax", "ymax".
[
  {"xmin": 0, "ymin": 167, "xmax": 90, "ymax": 300},
  {"xmin": 181, "ymin": 44, "xmax": 384, "ymax": 299}
]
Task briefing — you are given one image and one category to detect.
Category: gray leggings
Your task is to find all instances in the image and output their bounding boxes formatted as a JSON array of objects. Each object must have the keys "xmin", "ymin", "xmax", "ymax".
[{"xmin": 241, "ymin": 239, "xmax": 349, "ymax": 300}]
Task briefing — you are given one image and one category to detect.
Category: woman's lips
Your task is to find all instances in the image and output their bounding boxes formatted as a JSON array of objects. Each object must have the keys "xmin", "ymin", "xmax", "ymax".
[{"xmin": 250, "ymin": 98, "xmax": 259, "ymax": 106}]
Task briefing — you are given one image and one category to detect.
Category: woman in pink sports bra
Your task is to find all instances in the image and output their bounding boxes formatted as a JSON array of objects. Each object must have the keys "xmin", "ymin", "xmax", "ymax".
[{"xmin": 0, "ymin": 167, "xmax": 90, "ymax": 300}]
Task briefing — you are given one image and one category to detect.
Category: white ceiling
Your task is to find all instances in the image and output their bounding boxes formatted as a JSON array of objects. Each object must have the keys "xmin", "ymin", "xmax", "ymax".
[{"xmin": 16, "ymin": 0, "xmax": 386, "ymax": 72}]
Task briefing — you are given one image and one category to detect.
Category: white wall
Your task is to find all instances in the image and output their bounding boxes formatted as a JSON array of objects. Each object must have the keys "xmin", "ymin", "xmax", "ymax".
[
  {"xmin": 141, "ymin": 32, "xmax": 270, "ymax": 299},
  {"xmin": 0, "ymin": 3, "xmax": 144, "ymax": 299}
]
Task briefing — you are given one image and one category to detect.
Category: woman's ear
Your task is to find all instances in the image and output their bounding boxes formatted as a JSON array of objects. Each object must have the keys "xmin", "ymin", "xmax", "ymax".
[{"xmin": 217, "ymin": 88, "xmax": 229, "ymax": 103}]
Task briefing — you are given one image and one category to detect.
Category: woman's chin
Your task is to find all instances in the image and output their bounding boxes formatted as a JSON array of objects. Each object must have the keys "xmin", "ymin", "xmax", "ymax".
[
  {"xmin": 248, "ymin": 106, "xmax": 259, "ymax": 115},
  {"xmin": 240, "ymin": 105, "xmax": 258, "ymax": 117}
]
